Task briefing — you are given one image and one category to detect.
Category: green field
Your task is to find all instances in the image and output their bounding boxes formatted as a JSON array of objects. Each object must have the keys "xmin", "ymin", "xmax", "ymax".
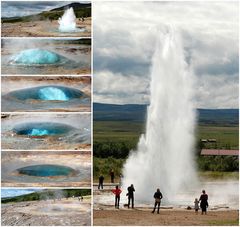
[
  {"xmin": 197, "ymin": 125, "xmax": 239, "ymax": 149},
  {"xmin": 93, "ymin": 121, "xmax": 239, "ymax": 179},
  {"xmin": 1, "ymin": 189, "xmax": 91, "ymax": 204},
  {"xmin": 94, "ymin": 121, "xmax": 239, "ymax": 149}
]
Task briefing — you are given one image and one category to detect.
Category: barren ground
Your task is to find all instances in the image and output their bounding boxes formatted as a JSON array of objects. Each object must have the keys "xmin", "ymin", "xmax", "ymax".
[
  {"xmin": 1, "ymin": 18, "xmax": 91, "ymax": 37},
  {"xmin": 94, "ymin": 208, "xmax": 239, "ymax": 226},
  {"xmin": 2, "ymin": 197, "xmax": 91, "ymax": 226}
]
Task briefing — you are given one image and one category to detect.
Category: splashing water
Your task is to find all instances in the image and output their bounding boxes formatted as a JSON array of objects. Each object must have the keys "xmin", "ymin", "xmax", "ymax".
[
  {"xmin": 122, "ymin": 30, "xmax": 198, "ymax": 204},
  {"xmin": 29, "ymin": 129, "xmax": 50, "ymax": 136},
  {"xmin": 58, "ymin": 8, "xmax": 77, "ymax": 32},
  {"xmin": 39, "ymin": 87, "xmax": 69, "ymax": 101},
  {"xmin": 10, "ymin": 49, "xmax": 61, "ymax": 65}
]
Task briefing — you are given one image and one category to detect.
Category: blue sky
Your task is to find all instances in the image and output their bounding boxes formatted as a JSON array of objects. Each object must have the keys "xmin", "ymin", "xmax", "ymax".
[
  {"xmin": 1, "ymin": 189, "xmax": 42, "ymax": 198},
  {"xmin": 93, "ymin": 1, "xmax": 238, "ymax": 108}
]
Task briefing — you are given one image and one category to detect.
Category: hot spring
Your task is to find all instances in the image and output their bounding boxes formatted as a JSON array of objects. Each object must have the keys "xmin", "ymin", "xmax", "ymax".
[
  {"xmin": 58, "ymin": 7, "xmax": 85, "ymax": 33},
  {"xmin": 5, "ymin": 85, "xmax": 85, "ymax": 101},
  {"xmin": 10, "ymin": 49, "xmax": 67, "ymax": 66},
  {"xmin": 16, "ymin": 164, "xmax": 75, "ymax": 177},
  {"xmin": 13, "ymin": 122, "xmax": 75, "ymax": 137}
]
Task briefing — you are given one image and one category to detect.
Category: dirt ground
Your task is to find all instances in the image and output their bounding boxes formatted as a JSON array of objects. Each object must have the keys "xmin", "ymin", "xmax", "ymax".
[
  {"xmin": 1, "ymin": 197, "xmax": 91, "ymax": 226},
  {"xmin": 93, "ymin": 209, "xmax": 239, "ymax": 226},
  {"xmin": 1, "ymin": 18, "xmax": 91, "ymax": 37}
]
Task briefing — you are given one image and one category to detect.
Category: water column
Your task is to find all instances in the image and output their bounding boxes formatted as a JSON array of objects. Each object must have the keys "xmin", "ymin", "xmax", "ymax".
[
  {"xmin": 122, "ymin": 30, "xmax": 198, "ymax": 204},
  {"xmin": 58, "ymin": 7, "xmax": 77, "ymax": 32}
]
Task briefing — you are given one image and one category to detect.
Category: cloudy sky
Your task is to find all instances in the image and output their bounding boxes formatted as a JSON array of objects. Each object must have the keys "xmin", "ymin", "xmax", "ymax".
[
  {"xmin": 93, "ymin": 1, "xmax": 238, "ymax": 109},
  {"xmin": 1, "ymin": 1, "xmax": 90, "ymax": 18}
]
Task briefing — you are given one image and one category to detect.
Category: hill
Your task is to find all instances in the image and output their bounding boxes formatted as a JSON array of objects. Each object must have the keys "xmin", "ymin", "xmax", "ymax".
[
  {"xmin": 93, "ymin": 103, "xmax": 238, "ymax": 126},
  {"xmin": 2, "ymin": 2, "xmax": 91, "ymax": 23},
  {"xmin": 1, "ymin": 189, "xmax": 91, "ymax": 204}
]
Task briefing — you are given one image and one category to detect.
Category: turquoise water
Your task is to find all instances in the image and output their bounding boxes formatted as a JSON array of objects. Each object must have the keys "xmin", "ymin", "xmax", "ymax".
[
  {"xmin": 10, "ymin": 49, "xmax": 62, "ymax": 65},
  {"xmin": 13, "ymin": 122, "xmax": 75, "ymax": 136},
  {"xmin": 5, "ymin": 85, "xmax": 84, "ymax": 101},
  {"xmin": 17, "ymin": 164, "xmax": 75, "ymax": 177}
]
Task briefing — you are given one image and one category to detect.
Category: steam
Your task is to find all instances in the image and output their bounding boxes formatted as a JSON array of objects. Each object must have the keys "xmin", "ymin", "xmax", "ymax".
[{"xmin": 122, "ymin": 29, "xmax": 198, "ymax": 204}]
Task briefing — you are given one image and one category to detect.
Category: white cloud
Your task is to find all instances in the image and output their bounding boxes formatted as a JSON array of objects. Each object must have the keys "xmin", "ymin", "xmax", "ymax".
[{"xmin": 93, "ymin": 1, "xmax": 238, "ymax": 108}]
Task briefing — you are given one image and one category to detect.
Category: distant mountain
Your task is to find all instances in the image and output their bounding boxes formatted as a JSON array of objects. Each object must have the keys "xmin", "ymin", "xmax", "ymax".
[
  {"xmin": 2, "ymin": 2, "xmax": 91, "ymax": 23},
  {"xmin": 50, "ymin": 2, "xmax": 91, "ymax": 11},
  {"xmin": 93, "ymin": 103, "xmax": 239, "ymax": 125}
]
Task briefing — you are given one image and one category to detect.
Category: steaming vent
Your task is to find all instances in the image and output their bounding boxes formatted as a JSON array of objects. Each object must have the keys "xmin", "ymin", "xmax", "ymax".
[
  {"xmin": 6, "ymin": 85, "xmax": 84, "ymax": 101},
  {"xmin": 13, "ymin": 122, "xmax": 75, "ymax": 137},
  {"xmin": 17, "ymin": 164, "xmax": 75, "ymax": 177}
]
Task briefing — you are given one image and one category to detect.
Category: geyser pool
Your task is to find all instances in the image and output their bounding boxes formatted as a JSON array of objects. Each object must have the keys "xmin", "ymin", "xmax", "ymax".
[
  {"xmin": 10, "ymin": 49, "xmax": 65, "ymax": 65},
  {"xmin": 17, "ymin": 164, "xmax": 75, "ymax": 177},
  {"xmin": 122, "ymin": 30, "xmax": 198, "ymax": 204},
  {"xmin": 13, "ymin": 122, "xmax": 75, "ymax": 136},
  {"xmin": 5, "ymin": 85, "xmax": 84, "ymax": 101}
]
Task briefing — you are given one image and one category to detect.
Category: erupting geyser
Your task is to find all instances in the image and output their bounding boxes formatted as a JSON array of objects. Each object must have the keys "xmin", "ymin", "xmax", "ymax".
[
  {"xmin": 10, "ymin": 49, "xmax": 62, "ymax": 65},
  {"xmin": 13, "ymin": 122, "xmax": 75, "ymax": 137},
  {"xmin": 122, "ymin": 30, "xmax": 198, "ymax": 204},
  {"xmin": 17, "ymin": 164, "xmax": 75, "ymax": 177},
  {"xmin": 58, "ymin": 7, "xmax": 77, "ymax": 32},
  {"xmin": 6, "ymin": 85, "xmax": 84, "ymax": 101}
]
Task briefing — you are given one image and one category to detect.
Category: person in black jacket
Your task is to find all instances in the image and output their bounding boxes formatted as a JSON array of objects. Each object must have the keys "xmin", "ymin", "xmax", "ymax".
[
  {"xmin": 98, "ymin": 175, "xmax": 104, "ymax": 190},
  {"xmin": 199, "ymin": 190, "xmax": 208, "ymax": 215},
  {"xmin": 152, "ymin": 188, "xmax": 163, "ymax": 214},
  {"xmin": 127, "ymin": 184, "xmax": 135, "ymax": 208}
]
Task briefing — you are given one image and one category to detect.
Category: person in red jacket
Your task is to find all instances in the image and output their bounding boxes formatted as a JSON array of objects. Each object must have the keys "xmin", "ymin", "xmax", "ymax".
[{"xmin": 112, "ymin": 185, "xmax": 122, "ymax": 209}]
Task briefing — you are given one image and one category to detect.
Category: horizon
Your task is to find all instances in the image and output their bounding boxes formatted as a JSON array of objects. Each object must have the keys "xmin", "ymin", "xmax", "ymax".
[{"xmin": 93, "ymin": 102, "xmax": 239, "ymax": 110}]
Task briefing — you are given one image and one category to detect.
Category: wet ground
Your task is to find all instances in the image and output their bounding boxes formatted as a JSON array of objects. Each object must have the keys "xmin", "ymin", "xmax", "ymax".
[
  {"xmin": 93, "ymin": 180, "xmax": 239, "ymax": 225},
  {"xmin": 2, "ymin": 197, "xmax": 91, "ymax": 226},
  {"xmin": 1, "ymin": 39, "xmax": 91, "ymax": 75},
  {"xmin": 1, "ymin": 113, "xmax": 91, "ymax": 150},
  {"xmin": 1, "ymin": 18, "xmax": 91, "ymax": 37},
  {"xmin": 2, "ymin": 151, "xmax": 91, "ymax": 187},
  {"xmin": 2, "ymin": 76, "xmax": 91, "ymax": 112},
  {"xmin": 93, "ymin": 180, "xmax": 239, "ymax": 210}
]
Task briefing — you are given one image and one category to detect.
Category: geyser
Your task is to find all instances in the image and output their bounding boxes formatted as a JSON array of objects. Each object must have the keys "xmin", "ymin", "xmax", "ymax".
[
  {"xmin": 122, "ymin": 30, "xmax": 197, "ymax": 204},
  {"xmin": 17, "ymin": 164, "xmax": 75, "ymax": 177},
  {"xmin": 5, "ymin": 85, "xmax": 84, "ymax": 101},
  {"xmin": 13, "ymin": 122, "xmax": 75, "ymax": 137},
  {"xmin": 10, "ymin": 49, "xmax": 63, "ymax": 65},
  {"xmin": 58, "ymin": 7, "xmax": 77, "ymax": 32}
]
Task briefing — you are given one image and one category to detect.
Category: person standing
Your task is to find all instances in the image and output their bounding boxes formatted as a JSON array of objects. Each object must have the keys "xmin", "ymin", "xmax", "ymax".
[
  {"xmin": 199, "ymin": 190, "xmax": 208, "ymax": 215},
  {"xmin": 127, "ymin": 184, "xmax": 135, "ymax": 208},
  {"xmin": 98, "ymin": 175, "xmax": 104, "ymax": 190},
  {"xmin": 112, "ymin": 185, "xmax": 122, "ymax": 209},
  {"xmin": 151, "ymin": 188, "xmax": 163, "ymax": 214},
  {"xmin": 194, "ymin": 198, "xmax": 199, "ymax": 214},
  {"xmin": 110, "ymin": 169, "xmax": 115, "ymax": 183}
]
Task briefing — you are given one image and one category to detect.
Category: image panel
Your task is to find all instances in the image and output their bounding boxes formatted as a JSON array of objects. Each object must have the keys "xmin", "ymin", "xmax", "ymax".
[
  {"xmin": 1, "ymin": 76, "xmax": 91, "ymax": 112},
  {"xmin": 1, "ymin": 1, "xmax": 91, "ymax": 38},
  {"xmin": 2, "ymin": 151, "xmax": 91, "ymax": 187},
  {"xmin": 1, "ymin": 38, "xmax": 91, "ymax": 75},
  {"xmin": 92, "ymin": 1, "xmax": 239, "ymax": 226},
  {"xmin": 1, "ymin": 113, "xmax": 91, "ymax": 150},
  {"xmin": 1, "ymin": 188, "xmax": 91, "ymax": 226}
]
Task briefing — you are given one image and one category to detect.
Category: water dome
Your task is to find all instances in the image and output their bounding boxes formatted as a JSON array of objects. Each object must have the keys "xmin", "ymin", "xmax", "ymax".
[
  {"xmin": 17, "ymin": 164, "xmax": 75, "ymax": 177},
  {"xmin": 13, "ymin": 122, "xmax": 75, "ymax": 137},
  {"xmin": 6, "ymin": 85, "xmax": 84, "ymax": 101},
  {"xmin": 10, "ymin": 49, "xmax": 62, "ymax": 65}
]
